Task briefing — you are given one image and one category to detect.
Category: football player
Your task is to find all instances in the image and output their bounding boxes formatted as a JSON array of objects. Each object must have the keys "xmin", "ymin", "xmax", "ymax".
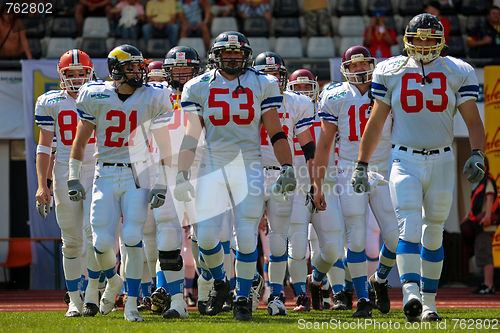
[
  {"xmin": 313, "ymin": 45, "xmax": 400, "ymax": 318},
  {"xmin": 34, "ymin": 49, "xmax": 101, "ymax": 317},
  {"xmin": 174, "ymin": 31, "xmax": 296, "ymax": 321},
  {"xmin": 68, "ymin": 44, "xmax": 174, "ymax": 322},
  {"xmin": 253, "ymin": 53, "xmax": 315, "ymax": 316},
  {"xmin": 353, "ymin": 14, "xmax": 485, "ymax": 321}
]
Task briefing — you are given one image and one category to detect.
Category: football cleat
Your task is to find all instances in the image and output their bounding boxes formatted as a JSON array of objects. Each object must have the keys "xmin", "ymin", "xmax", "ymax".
[
  {"xmin": 249, "ymin": 274, "xmax": 264, "ymax": 311},
  {"xmin": 404, "ymin": 297, "xmax": 423, "ymax": 322},
  {"xmin": 332, "ymin": 290, "xmax": 352, "ymax": 310},
  {"xmin": 267, "ymin": 294, "xmax": 287, "ymax": 316},
  {"xmin": 368, "ymin": 287, "xmax": 377, "ymax": 309},
  {"xmin": 82, "ymin": 302, "xmax": 99, "ymax": 317},
  {"xmin": 64, "ymin": 298, "xmax": 83, "ymax": 317},
  {"xmin": 163, "ymin": 296, "xmax": 189, "ymax": 319},
  {"xmin": 369, "ymin": 273, "xmax": 390, "ymax": 314},
  {"xmin": 222, "ymin": 292, "xmax": 234, "ymax": 312},
  {"xmin": 151, "ymin": 287, "xmax": 171, "ymax": 315},
  {"xmin": 63, "ymin": 291, "xmax": 70, "ymax": 305},
  {"xmin": 137, "ymin": 296, "xmax": 152, "ymax": 311},
  {"xmin": 352, "ymin": 298, "xmax": 372, "ymax": 318},
  {"xmin": 421, "ymin": 310, "xmax": 442, "ymax": 322},
  {"xmin": 307, "ymin": 275, "xmax": 322, "ymax": 310},
  {"xmin": 99, "ymin": 275, "xmax": 123, "ymax": 315},
  {"xmin": 206, "ymin": 279, "xmax": 230, "ymax": 316},
  {"xmin": 185, "ymin": 292, "xmax": 197, "ymax": 307},
  {"xmin": 293, "ymin": 294, "xmax": 311, "ymax": 312},
  {"xmin": 321, "ymin": 287, "xmax": 332, "ymax": 310},
  {"xmin": 233, "ymin": 296, "xmax": 252, "ymax": 321},
  {"xmin": 197, "ymin": 300, "xmax": 208, "ymax": 315}
]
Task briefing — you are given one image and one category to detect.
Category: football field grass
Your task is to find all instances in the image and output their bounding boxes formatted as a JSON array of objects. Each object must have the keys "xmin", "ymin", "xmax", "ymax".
[{"xmin": 1, "ymin": 309, "xmax": 500, "ymax": 332}]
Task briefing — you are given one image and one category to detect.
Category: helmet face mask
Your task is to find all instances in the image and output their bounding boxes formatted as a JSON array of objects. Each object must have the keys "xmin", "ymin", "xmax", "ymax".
[
  {"xmin": 287, "ymin": 69, "xmax": 319, "ymax": 100},
  {"xmin": 107, "ymin": 44, "xmax": 146, "ymax": 88},
  {"xmin": 253, "ymin": 51, "xmax": 287, "ymax": 88},
  {"xmin": 341, "ymin": 46, "xmax": 376, "ymax": 85},
  {"xmin": 163, "ymin": 46, "xmax": 201, "ymax": 89},
  {"xmin": 58, "ymin": 49, "xmax": 94, "ymax": 93},
  {"xmin": 404, "ymin": 13, "xmax": 445, "ymax": 63},
  {"xmin": 209, "ymin": 31, "xmax": 252, "ymax": 76}
]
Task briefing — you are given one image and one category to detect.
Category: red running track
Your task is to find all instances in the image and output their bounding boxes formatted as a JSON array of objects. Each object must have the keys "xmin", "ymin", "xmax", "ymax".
[{"xmin": 0, "ymin": 288, "xmax": 499, "ymax": 312}]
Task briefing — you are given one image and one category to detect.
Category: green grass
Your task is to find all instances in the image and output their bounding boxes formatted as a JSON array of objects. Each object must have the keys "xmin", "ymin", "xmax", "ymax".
[{"xmin": 1, "ymin": 309, "xmax": 500, "ymax": 332}]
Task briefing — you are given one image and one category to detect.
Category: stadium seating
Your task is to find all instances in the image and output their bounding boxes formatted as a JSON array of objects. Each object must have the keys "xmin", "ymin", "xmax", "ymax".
[
  {"xmin": 460, "ymin": 0, "xmax": 488, "ymax": 16},
  {"xmin": 112, "ymin": 39, "xmax": 144, "ymax": 50},
  {"xmin": 339, "ymin": 36, "xmax": 364, "ymax": 55},
  {"xmin": 397, "ymin": 0, "xmax": 422, "ymax": 16},
  {"xmin": 274, "ymin": 17, "xmax": 301, "ymax": 37},
  {"xmin": 446, "ymin": 35, "xmax": 467, "ymax": 58},
  {"xmin": 466, "ymin": 15, "xmax": 484, "ymax": 35},
  {"xmin": 28, "ymin": 39, "xmax": 42, "ymax": 59},
  {"xmin": 177, "ymin": 37, "xmax": 206, "ymax": 58},
  {"xmin": 79, "ymin": 38, "xmax": 108, "ymax": 58},
  {"xmin": 145, "ymin": 39, "xmax": 170, "ymax": 59},
  {"xmin": 0, "ymin": 239, "xmax": 32, "ymax": 283},
  {"xmin": 24, "ymin": 18, "xmax": 46, "ymax": 38},
  {"xmin": 273, "ymin": 0, "xmax": 300, "ymax": 17},
  {"xmin": 44, "ymin": 38, "xmax": 76, "ymax": 58},
  {"xmin": 211, "ymin": 17, "xmax": 238, "ymax": 38},
  {"xmin": 335, "ymin": 0, "xmax": 362, "ymax": 16},
  {"xmin": 49, "ymin": 17, "xmax": 78, "ymax": 38},
  {"xmin": 248, "ymin": 37, "xmax": 271, "ymax": 56},
  {"xmin": 274, "ymin": 37, "xmax": 303, "ymax": 58},
  {"xmin": 243, "ymin": 17, "xmax": 270, "ymax": 37},
  {"xmin": 365, "ymin": 0, "xmax": 394, "ymax": 16},
  {"xmin": 337, "ymin": 16, "xmax": 365, "ymax": 37},
  {"xmin": 82, "ymin": 17, "xmax": 110, "ymax": 38},
  {"xmin": 445, "ymin": 15, "xmax": 462, "ymax": 36},
  {"xmin": 306, "ymin": 37, "xmax": 335, "ymax": 58}
]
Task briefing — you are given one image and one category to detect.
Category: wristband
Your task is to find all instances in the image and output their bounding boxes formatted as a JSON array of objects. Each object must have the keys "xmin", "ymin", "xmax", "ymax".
[
  {"xmin": 36, "ymin": 144, "xmax": 52, "ymax": 155},
  {"xmin": 68, "ymin": 158, "xmax": 82, "ymax": 181},
  {"xmin": 157, "ymin": 164, "xmax": 169, "ymax": 186}
]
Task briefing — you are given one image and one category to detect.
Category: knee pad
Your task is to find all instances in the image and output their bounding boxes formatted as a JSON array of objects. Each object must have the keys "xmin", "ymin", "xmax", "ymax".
[
  {"xmin": 61, "ymin": 241, "xmax": 83, "ymax": 259},
  {"xmin": 159, "ymin": 249, "xmax": 183, "ymax": 271},
  {"xmin": 424, "ymin": 192, "xmax": 452, "ymax": 224},
  {"xmin": 234, "ymin": 227, "xmax": 258, "ymax": 254},
  {"xmin": 288, "ymin": 229, "xmax": 307, "ymax": 260},
  {"xmin": 345, "ymin": 218, "xmax": 366, "ymax": 253},
  {"xmin": 422, "ymin": 223, "xmax": 444, "ymax": 251},
  {"xmin": 320, "ymin": 241, "xmax": 338, "ymax": 265},
  {"xmin": 122, "ymin": 226, "xmax": 143, "ymax": 247},
  {"xmin": 93, "ymin": 233, "xmax": 115, "ymax": 253},
  {"xmin": 156, "ymin": 222, "xmax": 182, "ymax": 251},
  {"xmin": 269, "ymin": 232, "xmax": 287, "ymax": 257}
]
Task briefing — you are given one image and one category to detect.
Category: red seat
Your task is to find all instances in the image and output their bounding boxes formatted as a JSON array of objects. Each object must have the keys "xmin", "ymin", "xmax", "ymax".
[{"xmin": 0, "ymin": 239, "xmax": 32, "ymax": 281}]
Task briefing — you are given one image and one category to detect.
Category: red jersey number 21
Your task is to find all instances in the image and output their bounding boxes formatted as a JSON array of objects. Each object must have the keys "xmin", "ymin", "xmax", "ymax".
[{"xmin": 104, "ymin": 110, "xmax": 137, "ymax": 147}]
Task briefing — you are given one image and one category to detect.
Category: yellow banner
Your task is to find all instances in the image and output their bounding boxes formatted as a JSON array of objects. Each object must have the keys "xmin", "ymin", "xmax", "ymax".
[{"xmin": 484, "ymin": 65, "xmax": 500, "ymax": 267}]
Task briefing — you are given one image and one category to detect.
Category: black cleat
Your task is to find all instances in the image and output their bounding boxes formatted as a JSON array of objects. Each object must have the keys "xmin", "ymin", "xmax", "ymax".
[
  {"xmin": 293, "ymin": 294, "xmax": 311, "ymax": 312},
  {"xmin": 321, "ymin": 288, "xmax": 332, "ymax": 310},
  {"xmin": 332, "ymin": 290, "xmax": 353, "ymax": 310},
  {"xmin": 185, "ymin": 292, "xmax": 196, "ymax": 307},
  {"xmin": 138, "ymin": 296, "xmax": 152, "ymax": 311},
  {"xmin": 222, "ymin": 292, "xmax": 234, "ymax": 312},
  {"xmin": 151, "ymin": 287, "xmax": 171, "ymax": 315},
  {"xmin": 198, "ymin": 300, "xmax": 208, "ymax": 315},
  {"xmin": 233, "ymin": 297, "xmax": 252, "ymax": 321},
  {"xmin": 421, "ymin": 311, "xmax": 442, "ymax": 321},
  {"xmin": 64, "ymin": 311, "xmax": 81, "ymax": 317},
  {"xmin": 63, "ymin": 291, "xmax": 70, "ymax": 305},
  {"xmin": 368, "ymin": 288, "xmax": 376, "ymax": 309},
  {"xmin": 404, "ymin": 298, "xmax": 422, "ymax": 322},
  {"xmin": 206, "ymin": 279, "xmax": 230, "ymax": 316},
  {"xmin": 352, "ymin": 298, "xmax": 372, "ymax": 318},
  {"xmin": 369, "ymin": 274, "xmax": 390, "ymax": 314},
  {"xmin": 307, "ymin": 276, "xmax": 322, "ymax": 310},
  {"xmin": 82, "ymin": 303, "xmax": 99, "ymax": 317}
]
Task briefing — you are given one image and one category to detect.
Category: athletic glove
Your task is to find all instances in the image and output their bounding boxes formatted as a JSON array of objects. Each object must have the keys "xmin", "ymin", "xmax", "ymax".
[
  {"xmin": 148, "ymin": 187, "xmax": 166, "ymax": 209},
  {"xmin": 67, "ymin": 179, "xmax": 86, "ymax": 201},
  {"xmin": 305, "ymin": 185, "xmax": 318, "ymax": 214},
  {"xmin": 351, "ymin": 161, "xmax": 370, "ymax": 193},
  {"xmin": 174, "ymin": 171, "xmax": 195, "ymax": 202},
  {"xmin": 36, "ymin": 201, "xmax": 51, "ymax": 218},
  {"xmin": 463, "ymin": 149, "xmax": 486, "ymax": 183},
  {"xmin": 275, "ymin": 165, "xmax": 296, "ymax": 193}
]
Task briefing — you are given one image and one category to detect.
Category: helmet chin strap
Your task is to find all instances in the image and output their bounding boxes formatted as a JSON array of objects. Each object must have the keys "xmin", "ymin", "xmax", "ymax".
[
  {"xmin": 234, "ymin": 74, "xmax": 246, "ymax": 94},
  {"xmin": 419, "ymin": 60, "xmax": 432, "ymax": 85},
  {"xmin": 356, "ymin": 72, "xmax": 366, "ymax": 84}
]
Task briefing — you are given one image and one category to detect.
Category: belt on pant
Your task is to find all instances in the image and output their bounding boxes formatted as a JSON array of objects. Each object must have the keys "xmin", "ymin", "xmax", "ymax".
[
  {"xmin": 392, "ymin": 144, "xmax": 451, "ymax": 156},
  {"xmin": 264, "ymin": 166, "xmax": 281, "ymax": 170},
  {"xmin": 101, "ymin": 162, "xmax": 132, "ymax": 167}
]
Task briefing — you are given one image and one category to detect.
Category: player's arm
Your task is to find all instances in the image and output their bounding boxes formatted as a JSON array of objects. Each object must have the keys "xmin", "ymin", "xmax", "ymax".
[
  {"xmin": 312, "ymin": 120, "xmax": 337, "ymax": 211},
  {"xmin": 458, "ymin": 99, "xmax": 485, "ymax": 151},
  {"xmin": 357, "ymin": 99, "xmax": 391, "ymax": 163},
  {"xmin": 178, "ymin": 112, "xmax": 204, "ymax": 174},
  {"xmin": 262, "ymin": 108, "xmax": 293, "ymax": 166},
  {"xmin": 153, "ymin": 127, "xmax": 172, "ymax": 167},
  {"xmin": 296, "ymin": 129, "xmax": 315, "ymax": 182},
  {"xmin": 35, "ymin": 129, "xmax": 54, "ymax": 204}
]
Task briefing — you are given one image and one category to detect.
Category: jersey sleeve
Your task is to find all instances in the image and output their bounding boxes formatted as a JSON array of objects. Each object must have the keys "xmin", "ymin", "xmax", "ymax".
[
  {"xmin": 456, "ymin": 63, "xmax": 479, "ymax": 106},
  {"xmin": 260, "ymin": 75, "xmax": 283, "ymax": 114},
  {"xmin": 151, "ymin": 87, "xmax": 174, "ymax": 130},
  {"xmin": 34, "ymin": 94, "xmax": 55, "ymax": 132},
  {"xmin": 371, "ymin": 64, "xmax": 391, "ymax": 106},
  {"xmin": 181, "ymin": 80, "xmax": 204, "ymax": 116},
  {"xmin": 318, "ymin": 91, "xmax": 339, "ymax": 124},
  {"xmin": 294, "ymin": 96, "xmax": 315, "ymax": 135},
  {"xmin": 75, "ymin": 84, "xmax": 97, "ymax": 124}
]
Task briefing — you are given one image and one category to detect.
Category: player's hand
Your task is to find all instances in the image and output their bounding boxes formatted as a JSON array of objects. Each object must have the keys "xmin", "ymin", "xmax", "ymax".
[
  {"xmin": 312, "ymin": 184, "xmax": 327, "ymax": 211},
  {"xmin": 275, "ymin": 165, "xmax": 296, "ymax": 193},
  {"xmin": 148, "ymin": 187, "xmax": 166, "ymax": 209},
  {"xmin": 306, "ymin": 185, "xmax": 319, "ymax": 213},
  {"xmin": 67, "ymin": 179, "xmax": 86, "ymax": 201},
  {"xmin": 174, "ymin": 172, "xmax": 195, "ymax": 202},
  {"xmin": 36, "ymin": 196, "xmax": 52, "ymax": 218},
  {"xmin": 351, "ymin": 161, "xmax": 370, "ymax": 193},
  {"xmin": 36, "ymin": 185, "xmax": 51, "ymax": 204},
  {"xmin": 463, "ymin": 150, "xmax": 485, "ymax": 183}
]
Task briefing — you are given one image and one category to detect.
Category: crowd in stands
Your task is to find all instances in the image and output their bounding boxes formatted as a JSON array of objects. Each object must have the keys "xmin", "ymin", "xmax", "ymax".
[{"xmin": 0, "ymin": 0, "xmax": 499, "ymax": 67}]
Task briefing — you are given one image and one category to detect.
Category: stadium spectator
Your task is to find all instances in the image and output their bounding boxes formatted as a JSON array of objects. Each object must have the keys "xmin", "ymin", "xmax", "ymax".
[
  {"xmin": 0, "ymin": 4, "xmax": 32, "ymax": 59},
  {"xmin": 179, "ymin": 0, "xmax": 212, "ymax": 52},
  {"xmin": 363, "ymin": 10, "xmax": 397, "ymax": 59},
  {"xmin": 302, "ymin": 0, "xmax": 331, "ymax": 37},
  {"xmin": 75, "ymin": 0, "xmax": 113, "ymax": 36},
  {"xmin": 238, "ymin": 0, "xmax": 272, "ymax": 25},
  {"xmin": 211, "ymin": 0, "xmax": 237, "ymax": 17},
  {"xmin": 142, "ymin": 0, "xmax": 180, "ymax": 47},
  {"xmin": 466, "ymin": 6, "xmax": 500, "ymax": 58},
  {"xmin": 108, "ymin": 0, "xmax": 145, "ymax": 39},
  {"xmin": 424, "ymin": 1, "xmax": 450, "ymax": 44}
]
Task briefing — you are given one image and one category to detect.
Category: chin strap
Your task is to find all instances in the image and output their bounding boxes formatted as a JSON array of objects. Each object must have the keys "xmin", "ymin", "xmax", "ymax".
[
  {"xmin": 420, "ymin": 60, "xmax": 432, "ymax": 85},
  {"xmin": 234, "ymin": 74, "xmax": 246, "ymax": 94},
  {"xmin": 356, "ymin": 73, "xmax": 366, "ymax": 84}
]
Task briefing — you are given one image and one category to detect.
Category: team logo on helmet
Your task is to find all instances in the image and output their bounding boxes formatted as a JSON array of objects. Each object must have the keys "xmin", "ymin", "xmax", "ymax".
[
  {"xmin": 176, "ymin": 52, "xmax": 186, "ymax": 60},
  {"xmin": 266, "ymin": 57, "xmax": 276, "ymax": 65},
  {"xmin": 228, "ymin": 35, "xmax": 238, "ymax": 42}
]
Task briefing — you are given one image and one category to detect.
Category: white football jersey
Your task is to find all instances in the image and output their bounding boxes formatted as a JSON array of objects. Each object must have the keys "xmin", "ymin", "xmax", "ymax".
[
  {"xmin": 319, "ymin": 82, "xmax": 392, "ymax": 170},
  {"xmin": 181, "ymin": 69, "xmax": 282, "ymax": 167},
  {"xmin": 261, "ymin": 91, "xmax": 314, "ymax": 168},
  {"xmin": 35, "ymin": 90, "xmax": 96, "ymax": 165},
  {"xmin": 371, "ymin": 55, "xmax": 479, "ymax": 149},
  {"xmin": 76, "ymin": 80, "xmax": 173, "ymax": 163}
]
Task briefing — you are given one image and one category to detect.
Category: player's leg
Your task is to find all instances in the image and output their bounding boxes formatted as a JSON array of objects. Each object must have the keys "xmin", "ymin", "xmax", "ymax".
[
  {"xmin": 53, "ymin": 163, "xmax": 86, "ymax": 317},
  {"xmin": 420, "ymin": 153, "xmax": 454, "ymax": 321},
  {"xmin": 220, "ymin": 207, "xmax": 235, "ymax": 311},
  {"xmin": 287, "ymin": 191, "xmax": 311, "ymax": 311},
  {"xmin": 365, "ymin": 209, "xmax": 381, "ymax": 278},
  {"xmin": 90, "ymin": 165, "xmax": 123, "ymax": 316},
  {"xmin": 259, "ymin": 223, "xmax": 271, "ymax": 302},
  {"xmin": 368, "ymin": 177, "xmax": 399, "ymax": 314},
  {"xmin": 139, "ymin": 209, "xmax": 156, "ymax": 311},
  {"xmin": 182, "ymin": 225, "xmax": 197, "ymax": 307},
  {"xmin": 389, "ymin": 153, "xmax": 425, "ymax": 321},
  {"xmin": 190, "ymin": 225, "xmax": 213, "ymax": 315}
]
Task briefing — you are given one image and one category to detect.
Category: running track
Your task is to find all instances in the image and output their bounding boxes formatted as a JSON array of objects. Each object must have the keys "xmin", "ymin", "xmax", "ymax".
[{"xmin": 0, "ymin": 288, "xmax": 499, "ymax": 312}]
